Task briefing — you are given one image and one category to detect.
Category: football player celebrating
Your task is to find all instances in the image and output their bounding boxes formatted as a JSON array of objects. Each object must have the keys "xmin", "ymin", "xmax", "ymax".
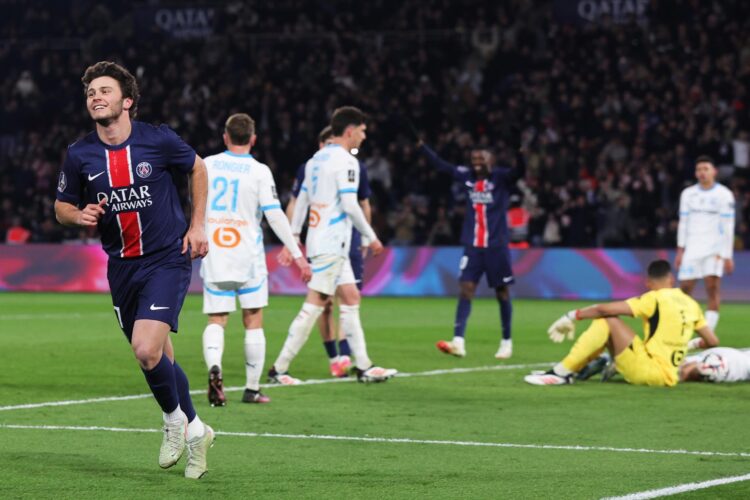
[
  {"xmin": 55, "ymin": 61, "xmax": 214, "ymax": 478},
  {"xmin": 413, "ymin": 127, "xmax": 525, "ymax": 359}
]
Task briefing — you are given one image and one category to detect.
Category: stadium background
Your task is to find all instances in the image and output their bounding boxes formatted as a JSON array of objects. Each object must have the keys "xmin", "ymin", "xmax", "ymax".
[
  {"xmin": 1, "ymin": 0, "xmax": 749, "ymax": 298},
  {"xmin": 3, "ymin": 3, "xmax": 750, "ymax": 499}
]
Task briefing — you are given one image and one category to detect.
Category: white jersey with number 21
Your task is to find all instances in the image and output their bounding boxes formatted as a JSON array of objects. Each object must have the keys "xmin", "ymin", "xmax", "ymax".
[{"xmin": 201, "ymin": 151, "xmax": 280, "ymax": 283}]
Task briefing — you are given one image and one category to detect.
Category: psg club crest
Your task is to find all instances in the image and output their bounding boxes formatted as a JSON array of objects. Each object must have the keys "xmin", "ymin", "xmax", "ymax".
[
  {"xmin": 136, "ymin": 162, "xmax": 153, "ymax": 179},
  {"xmin": 57, "ymin": 172, "xmax": 67, "ymax": 192}
]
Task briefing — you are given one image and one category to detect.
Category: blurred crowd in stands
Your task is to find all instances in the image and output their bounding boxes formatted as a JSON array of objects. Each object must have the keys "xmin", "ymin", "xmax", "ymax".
[{"xmin": 2, "ymin": 0, "xmax": 750, "ymax": 249}]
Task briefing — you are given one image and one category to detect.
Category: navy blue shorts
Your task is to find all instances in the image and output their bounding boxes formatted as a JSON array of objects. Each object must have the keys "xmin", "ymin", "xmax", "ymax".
[
  {"xmin": 107, "ymin": 240, "xmax": 192, "ymax": 342},
  {"xmin": 458, "ymin": 246, "xmax": 514, "ymax": 288}
]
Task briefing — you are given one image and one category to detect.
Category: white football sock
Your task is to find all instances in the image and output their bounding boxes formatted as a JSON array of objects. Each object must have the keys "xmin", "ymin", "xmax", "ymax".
[
  {"xmin": 163, "ymin": 404, "xmax": 185, "ymax": 424},
  {"xmin": 244, "ymin": 328, "xmax": 266, "ymax": 391},
  {"xmin": 553, "ymin": 363, "xmax": 573, "ymax": 377},
  {"xmin": 202, "ymin": 323, "xmax": 224, "ymax": 370},
  {"xmin": 274, "ymin": 303, "xmax": 324, "ymax": 373},
  {"xmin": 339, "ymin": 304, "xmax": 372, "ymax": 370},
  {"xmin": 186, "ymin": 414, "xmax": 205, "ymax": 440},
  {"xmin": 705, "ymin": 310, "xmax": 719, "ymax": 331},
  {"xmin": 452, "ymin": 336, "xmax": 465, "ymax": 349}
]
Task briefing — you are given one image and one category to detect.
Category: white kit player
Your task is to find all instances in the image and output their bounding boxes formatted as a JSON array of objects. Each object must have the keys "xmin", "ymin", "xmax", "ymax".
[
  {"xmin": 680, "ymin": 347, "xmax": 750, "ymax": 383},
  {"xmin": 675, "ymin": 155, "xmax": 735, "ymax": 331},
  {"xmin": 200, "ymin": 114, "xmax": 311, "ymax": 406},
  {"xmin": 269, "ymin": 106, "xmax": 397, "ymax": 384}
]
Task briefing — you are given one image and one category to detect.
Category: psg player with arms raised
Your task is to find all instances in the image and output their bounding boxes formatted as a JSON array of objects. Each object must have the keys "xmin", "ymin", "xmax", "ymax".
[{"xmin": 414, "ymin": 128, "xmax": 525, "ymax": 359}]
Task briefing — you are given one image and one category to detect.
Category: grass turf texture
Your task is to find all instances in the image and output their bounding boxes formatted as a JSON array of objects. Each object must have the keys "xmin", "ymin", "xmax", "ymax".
[{"xmin": 1, "ymin": 293, "xmax": 749, "ymax": 499}]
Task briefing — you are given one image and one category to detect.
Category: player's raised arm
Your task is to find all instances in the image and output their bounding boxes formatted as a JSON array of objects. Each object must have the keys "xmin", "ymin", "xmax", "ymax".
[
  {"xmin": 419, "ymin": 142, "xmax": 461, "ymax": 176},
  {"xmin": 183, "ymin": 155, "xmax": 208, "ymax": 258}
]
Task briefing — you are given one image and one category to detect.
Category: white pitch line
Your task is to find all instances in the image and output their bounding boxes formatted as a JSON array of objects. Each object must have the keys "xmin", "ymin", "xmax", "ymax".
[
  {"xmin": 0, "ymin": 362, "xmax": 552, "ymax": 412},
  {"xmin": 2, "ymin": 423, "xmax": 750, "ymax": 460},
  {"xmin": 601, "ymin": 472, "xmax": 750, "ymax": 500}
]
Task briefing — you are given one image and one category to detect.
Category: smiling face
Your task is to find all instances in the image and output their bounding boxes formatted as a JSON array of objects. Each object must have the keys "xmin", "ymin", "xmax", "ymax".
[
  {"xmin": 470, "ymin": 149, "xmax": 491, "ymax": 178},
  {"xmin": 86, "ymin": 76, "xmax": 132, "ymax": 126}
]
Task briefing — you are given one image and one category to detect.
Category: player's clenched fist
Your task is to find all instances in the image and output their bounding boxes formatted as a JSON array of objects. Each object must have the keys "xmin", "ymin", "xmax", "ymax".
[
  {"xmin": 547, "ymin": 312, "xmax": 576, "ymax": 343},
  {"xmin": 77, "ymin": 197, "xmax": 107, "ymax": 226}
]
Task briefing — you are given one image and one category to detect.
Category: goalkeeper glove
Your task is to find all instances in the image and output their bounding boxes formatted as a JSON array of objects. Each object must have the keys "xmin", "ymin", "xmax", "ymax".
[{"xmin": 547, "ymin": 310, "xmax": 578, "ymax": 343}]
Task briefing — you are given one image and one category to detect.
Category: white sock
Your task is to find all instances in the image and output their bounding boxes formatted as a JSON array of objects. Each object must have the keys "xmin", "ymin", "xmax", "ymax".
[
  {"xmin": 186, "ymin": 414, "xmax": 205, "ymax": 440},
  {"xmin": 500, "ymin": 339, "xmax": 512, "ymax": 348},
  {"xmin": 274, "ymin": 303, "xmax": 324, "ymax": 373},
  {"xmin": 452, "ymin": 336, "xmax": 465, "ymax": 349},
  {"xmin": 706, "ymin": 310, "xmax": 719, "ymax": 331},
  {"xmin": 202, "ymin": 323, "xmax": 224, "ymax": 370},
  {"xmin": 163, "ymin": 404, "xmax": 185, "ymax": 424},
  {"xmin": 553, "ymin": 363, "xmax": 572, "ymax": 377},
  {"xmin": 244, "ymin": 328, "xmax": 266, "ymax": 391},
  {"xmin": 340, "ymin": 304, "xmax": 372, "ymax": 370}
]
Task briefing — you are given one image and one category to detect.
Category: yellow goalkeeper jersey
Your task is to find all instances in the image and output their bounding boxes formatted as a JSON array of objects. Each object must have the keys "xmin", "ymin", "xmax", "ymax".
[{"xmin": 626, "ymin": 288, "xmax": 707, "ymax": 371}]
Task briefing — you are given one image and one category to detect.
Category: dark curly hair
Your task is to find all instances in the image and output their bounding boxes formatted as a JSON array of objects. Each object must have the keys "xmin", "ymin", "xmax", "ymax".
[{"xmin": 81, "ymin": 61, "xmax": 140, "ymax": 118}]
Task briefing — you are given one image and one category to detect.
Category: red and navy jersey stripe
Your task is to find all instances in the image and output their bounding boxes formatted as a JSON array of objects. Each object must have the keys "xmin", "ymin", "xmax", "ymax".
[
  {"xmin": 419, "ymin": 144, "xmax": 523, "ymax": 249},
  {"xmin": 56, "ymin": 121, "xmax": 196, "ymax": 259}
]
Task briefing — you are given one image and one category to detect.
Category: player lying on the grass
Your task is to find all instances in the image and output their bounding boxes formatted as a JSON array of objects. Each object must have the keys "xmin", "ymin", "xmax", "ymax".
[
  {"xmin": 200, "ymin": 113, "xmax": 312, "ymax": 407},
  {"xmin": 680, "ymin": 347, "xmax": 750, "ymax": 383},
  {"xmin": 524, "ymin": 260, "xmax": 719, "ymax": 386}
]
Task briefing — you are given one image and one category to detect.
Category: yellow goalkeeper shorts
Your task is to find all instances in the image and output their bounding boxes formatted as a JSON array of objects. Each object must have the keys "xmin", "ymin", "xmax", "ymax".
[{"xmin": 615, "ymin": 336, "xmax": 677, "ymax": 387}]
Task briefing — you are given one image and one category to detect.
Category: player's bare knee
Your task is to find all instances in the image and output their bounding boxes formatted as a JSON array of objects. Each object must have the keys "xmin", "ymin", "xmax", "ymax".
[
  {"xmin": 495, "ymin": 286, "xmax": 509, "ymax": 301},
  {"xmin": 459, "ymin": 282, "xmax": 476, "ymax": 300},
  {"xmin": 133, "ymin": 344, "xmax": 162, "ymax": 370},
  {"xmin": 208, "ymin": 313, "xmax": 228, "ymax": 328}
]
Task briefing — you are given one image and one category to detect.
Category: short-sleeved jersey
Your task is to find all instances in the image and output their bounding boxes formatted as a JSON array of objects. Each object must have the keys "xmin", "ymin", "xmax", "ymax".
[
  {"xmin": 677, "ymin": 183, "xmax": 735, "ymax": 260},
  {"xmin": 685, "ymin": 348, "xmax": 750, "ymax": 382},
  {"xmin": 421, "ymin": 145, "xmax": 521, "ymax": 248},
  {"xmin": 293, "ymin": 158, "xmax": 370, "ymax": 249},
  {"xmin": 298, "ymin": 144, "xmax": 359, "ymax": 257},
  {"xmin": 626, "ymin": 288, "xmax": 707, "ymax": 375},
  {"xmin": 200, "ymin": 151, "xmax": 280, "ymax": 283},
  {"xmin": 56, "ymin": 121, "xmax": 196, "ymax": 259}
]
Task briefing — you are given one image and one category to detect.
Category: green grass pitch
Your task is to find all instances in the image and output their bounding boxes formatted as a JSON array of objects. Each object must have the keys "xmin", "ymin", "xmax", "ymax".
[{"xmin": 1, "ymin": 293, "xmax": 749, "ymax": 499}]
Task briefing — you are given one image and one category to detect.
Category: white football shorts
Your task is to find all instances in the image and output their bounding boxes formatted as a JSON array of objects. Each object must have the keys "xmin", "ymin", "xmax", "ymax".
[
  {"xmin": 202, "ymin": 277, "xmax": 269, "ymax": 314},
  {"xmin": 307, "ymin": 254, "xmax": 356, "ymax": 296},
  {"xmin": 678, "ymin": 255, "xmax": 724, "ymax": 281}
]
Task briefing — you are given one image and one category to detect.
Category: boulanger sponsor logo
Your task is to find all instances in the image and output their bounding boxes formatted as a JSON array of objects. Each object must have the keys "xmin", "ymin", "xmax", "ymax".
[
  {"xmin": 58, "ymin": 172, "xmax": 67, "ymax": 192},
  {"xmin": 136, "ymin": 162, "xmax": 153, "ymax": 179},
  {"xmin": 97, "ymin": 186, "xmax": 153, "ymax": 212},
  {"xmin": 309, "ymin": 209, "xmax": 320, "ymax": 227},
  {"xmin": 213, "ymin": 226, "xmax": 241, "ymax": 248}
]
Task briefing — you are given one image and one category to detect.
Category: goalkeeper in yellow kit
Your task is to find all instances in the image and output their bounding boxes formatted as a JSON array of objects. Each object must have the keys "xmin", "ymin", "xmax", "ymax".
[{"xmin": 525, "ymin": 260, "xmax": 719, "ymax": 387}]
